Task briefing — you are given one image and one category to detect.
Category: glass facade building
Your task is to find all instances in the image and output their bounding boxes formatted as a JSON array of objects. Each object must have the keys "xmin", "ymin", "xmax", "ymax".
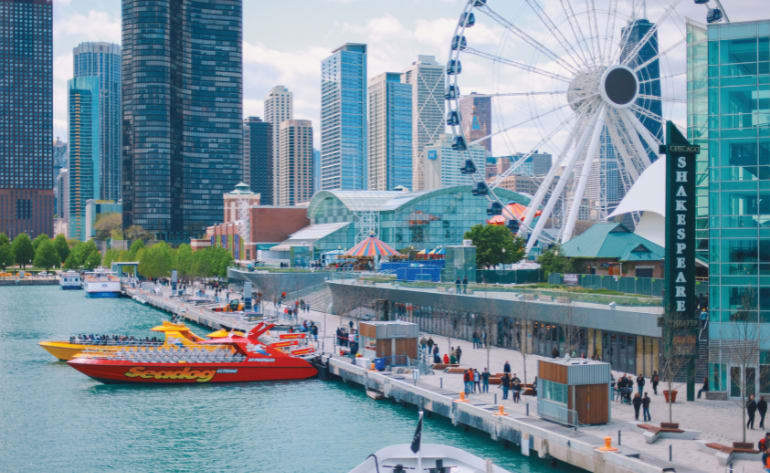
[
  {"xmin": 368, "ymin": 72, "xmax": 412, "ymax": 191},
  {"xmin": 423, "ymin": 134, "xmax": 487, "ymax": 190},
  {"xmin": 0, "ymin": 0, "xmax": 54, "ymax": 239},
  {"xmin": 321, "ymin": 43, "xmax": 367, "ymax": 191},
  {"xmin": 688, "ymin": 19, "xmax": 770, "ymax": 397},
  {"xmin": 73, "ymin": 42, "xmax": 121, "ymax": 203},
  {"xmin": 243, "ymin": 117, "xmax": 272, "ymax": 204},
  {"xmin": 122, "ymin": 0, "xmax": 242, "ymax": 242},
  {"xmin": 67, "ymin": 77, "xmax": 100, "ymax": 241}
]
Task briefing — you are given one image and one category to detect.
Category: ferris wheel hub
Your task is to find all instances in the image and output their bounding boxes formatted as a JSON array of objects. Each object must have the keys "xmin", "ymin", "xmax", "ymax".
[
  {"xmin": 566, "ymin": 67, "xmax": 602, "ymax": 113},
  {"xmin": 600, "ymin": 65, "xmax": 639, "ymax": 109}
]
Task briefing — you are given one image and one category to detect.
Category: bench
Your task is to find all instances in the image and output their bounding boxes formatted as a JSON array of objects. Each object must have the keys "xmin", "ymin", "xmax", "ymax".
[
  {"xmin": 431, "ymin": 363, "xmax": 459, "ymax": 370},
  {"xmin": 699, "ymin": 441, "xmax": 760, "ymax": 465},
  {"xmin": 637, "ymin": 423, "xmax": 698, "ymax": 444},
  {"xmin": 445, "ymin": 367, "xmax": 467, "ymax": 374}
]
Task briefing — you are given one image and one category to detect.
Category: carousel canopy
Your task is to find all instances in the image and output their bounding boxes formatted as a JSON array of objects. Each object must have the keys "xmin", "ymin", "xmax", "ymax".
[
  {"xmin": 487, "ymin": 202, "xmax": 542, "ymax": 225},
  {"xmin": 345, "ymin": 236, "xmax": 402, "ymax": 258}
]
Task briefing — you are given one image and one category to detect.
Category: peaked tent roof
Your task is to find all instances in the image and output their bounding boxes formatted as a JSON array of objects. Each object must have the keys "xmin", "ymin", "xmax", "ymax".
[
  {"xmin": 560, "ymin": 222, "xmax": 664, "ymax": 262},
  {"xmin": 345, "ymin": 236, "xmax": 402, "ymax": 258}
]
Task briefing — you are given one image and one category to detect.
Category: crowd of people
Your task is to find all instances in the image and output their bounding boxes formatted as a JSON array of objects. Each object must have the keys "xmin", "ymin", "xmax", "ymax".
[{"xmin": 69, "ymin": 334, "xmax": 161, "ymax": 346}]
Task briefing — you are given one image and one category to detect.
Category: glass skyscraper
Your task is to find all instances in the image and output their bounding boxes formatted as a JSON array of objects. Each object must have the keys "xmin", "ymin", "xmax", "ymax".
[
  {"xmin": 67, "ymin": 77, "xmax": 100, "ymax": 241},
  {"xmin": 243, "ymin": 117, "xmax": 272, "ymax": 205},
  {"xmin": 368, "ymin": 72, "xmax": 412, "ymax": 191},
  {"xmin": 0, "ymin": 0, "xmax": 54, "ymax": 239},
  {"xmin": 73, "ymin": 42, "xmax": 121, "ymax": 203},
  {"xmin": 321, "ymin": 43, "xmax": 367, "ymax": 191},
  {"xmin": 122, "ymin": 0, "xmax": 242, "ymax": 242}
]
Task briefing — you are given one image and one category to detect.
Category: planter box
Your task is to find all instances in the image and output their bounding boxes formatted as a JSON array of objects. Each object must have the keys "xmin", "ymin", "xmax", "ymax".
[{"xmin": 663, "ymin": 390, "xmax": 678, "ymax": 403}]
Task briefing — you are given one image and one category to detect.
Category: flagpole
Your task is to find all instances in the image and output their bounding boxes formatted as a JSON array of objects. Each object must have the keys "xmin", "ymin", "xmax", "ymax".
[{"xmin": 416, "ymin": 411, "xmax": 423, "ymax": 472}]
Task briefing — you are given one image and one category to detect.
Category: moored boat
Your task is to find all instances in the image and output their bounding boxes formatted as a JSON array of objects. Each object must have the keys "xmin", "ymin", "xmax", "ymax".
[
  {"xmin": 348, "ymin": 444, "xmax": 511, "ymax": 473},
  {"xmin": 83, "ymin": 270, "xmax": 121, "ymax": 297},
  {"xmin": 66, "ymin": 324, "xmax": 317, "ymax": 384},
  {"xmin": 59, "ymin": 270, "xmax": 82, "ymax": 290}
]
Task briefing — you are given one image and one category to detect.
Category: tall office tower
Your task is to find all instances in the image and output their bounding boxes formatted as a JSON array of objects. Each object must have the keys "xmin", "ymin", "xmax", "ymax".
[
  {"xmin": 243, "ymin": 117, "xmax": 272, "ymax": 204},
  {"xmin": 423, "ymin": 134, "xmax": 486, "ymax": 190},
  {"xmin": 459, "ymin": 93, "xmax": 492, "ymax": 154},
  {"xmin": 278, "ymin": 120, "xmax": 314, "ymax": 207},
  {"xmin": 0, "ymin": 0, "xmax": 54, "ymax": 239},
  {"xmin": 55, "ymin": 169, "xmax": 69, "ymax": 221},
  {"xmin": 67, "ymin": 77, "xmax": 100, "ymax": 241},
  {"xmin": 320, "ymin": 43, "xmax": 367, "ymax": 191},
  {"xmin": 122, "ymin": 0, "xmax": 243, "ymax": 242},
  {"xmin": 73, "ymin": 42, "xmax": 121, "ymax": 202},
  {"xmin": 312, "ymin": 149, "xmax": 320, "ymax": 195},
  {"xmin": 402, "ymin": 55, "xmax": 445, "ymax": 191},
  {"xmin": 367, "ymin": 73, "xmax": 412, "ymax": 191},
  {"xmin": 264, "ymin": 86, "xmax": 292, "ymax": 203}
]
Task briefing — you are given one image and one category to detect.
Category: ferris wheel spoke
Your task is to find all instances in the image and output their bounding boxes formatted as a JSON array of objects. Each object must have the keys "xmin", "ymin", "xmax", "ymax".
[
  {"xmin": 463, "ymin": 47, "xmax": 572, "ymax": 82},
  {"xmin": 605, "ymin": 111, "xmax": 641, "ymax": 182},
  {"xmin": 639, "ymin": 69, "xmax": 684, "ymax": 84},
  {"xmin": 637, "ymin": 94, "xmax": 682, "ymax": 104},
  {"xmin": 621, "ymin": 0, "xmax": 684, "ymax": 67},
  {"xmin": 562, "ymin": 106, "xmax": 606, "ymax": 243},
  {"xmin": 616, "ymin": 109, "xmax": 656, "ymax": 170},
  {"xmin": 469, "ymin": 103, "xmax": 570, "ymax": 147},
  {"xmin": 523, "ymin": 0, "xmax": 593, "ymax": 69},
  {"xmin": 633, "ymin": 38, "xmax": 685, "ymax": 74},
  {"xmin": 601, "ymin": 0, "xmax": 620, "ymax": 64},
  {"xmin": 468, "ymin": 91, "xmax": 568, "ymax": 99},
  {"xmin": 621, "ymin": 108, "xmax": 666, "ymax": 163},
  {"xmin": 629, "ymin": 103, "xmax": 665, "ymax": 129},
  {"xmin": 559, "ymin": 0, "xmax": 596, "ymax": 66},
  {"xmin": 475, "ymin": 5, "xmax": 580, "ymax": 74},
  {"xmin": 585, "ymin": 0, "xmax": 604, "ymax": 64}
]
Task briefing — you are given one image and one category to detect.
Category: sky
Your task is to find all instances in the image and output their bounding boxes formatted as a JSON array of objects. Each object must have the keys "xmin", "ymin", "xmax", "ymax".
[{"xmin": 52, "ymin": 0, "xmax": 769, "ymax": 157}]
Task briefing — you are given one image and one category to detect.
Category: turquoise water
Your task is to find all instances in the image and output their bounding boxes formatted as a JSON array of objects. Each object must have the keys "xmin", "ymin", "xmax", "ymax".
[{"xmin": 0, "ymin": 286, "xmax": 577, "ymax": 473}]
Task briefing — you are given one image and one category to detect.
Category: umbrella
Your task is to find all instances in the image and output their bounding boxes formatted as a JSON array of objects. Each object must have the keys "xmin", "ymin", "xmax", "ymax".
[{"xmin": 345, "ymin": 236, "xmax": 403, "ymax": 258}]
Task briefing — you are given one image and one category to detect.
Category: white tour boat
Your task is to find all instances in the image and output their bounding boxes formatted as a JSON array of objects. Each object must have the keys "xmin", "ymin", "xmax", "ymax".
[
  {"xmin": 59, "ymin": 271, "xmax": 82, "ymax": 290},
  {"xmin": 83, "ymin": 270, "xmax": 121, "ymax": 298}
]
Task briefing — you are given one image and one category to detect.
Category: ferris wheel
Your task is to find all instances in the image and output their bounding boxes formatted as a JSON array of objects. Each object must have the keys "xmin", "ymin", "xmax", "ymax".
[{"xmin": 446, "ymin": 0, "xmax": 703, "ymax": 254}]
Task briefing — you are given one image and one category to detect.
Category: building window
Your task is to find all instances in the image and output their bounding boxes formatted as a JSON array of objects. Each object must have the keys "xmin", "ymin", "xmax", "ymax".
[{"xmin": 16, "ymin": 199, "xmax": 31, "ymax": 219}]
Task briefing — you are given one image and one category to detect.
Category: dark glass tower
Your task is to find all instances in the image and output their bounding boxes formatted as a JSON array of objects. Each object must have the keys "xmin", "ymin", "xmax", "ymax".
[
  {"xmin": 0, "ymin": 0, "xmax": 54, "ymax": 239},
  {"xmin": 122, "ymin": 0, "xmax": 243, "ymax": 242},
  {"xmin": 74, "ymin": 42, "xmax": 121, "ymax": 202},
  {"xmin": 621, "ymin": 18, "xmax": 662, "ymax": 148},
  {"xmin": 243, "ymin": 117, "xmax": 272, "ymax": 205}
]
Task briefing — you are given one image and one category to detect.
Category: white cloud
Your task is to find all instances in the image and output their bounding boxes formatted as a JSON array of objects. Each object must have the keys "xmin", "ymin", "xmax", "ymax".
[{"xmin": 54, "ymin": 10, "xmax": 120, "ymax": 43}]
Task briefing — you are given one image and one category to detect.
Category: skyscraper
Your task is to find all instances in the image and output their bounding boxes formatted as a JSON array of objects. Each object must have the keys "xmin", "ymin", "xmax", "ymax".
[
  {"xmin": 368, "ymin": 72, "xmax": 412, "ymax": 191},
  {"xmin": 122, "ymin": 0, "xmax": 243, "ymax": 242},
  {"xmin": 67, "ymin": 77, "xmax": 100, "ymax": 241},
  {"xmin": 73, "ymin": 42, "xmax": 121, "ymax": 202},
  {"xmin": 402, "ymin": 55, "xmax": 445, "ymax": 191},
  {"xmin": 320, "ymin": 43, "xmax": 367, "ymax": 191},
  {"xmin": 278, "ymin": 120, "xmax": 314, "ymax": 206},
  {"xmin": 264, "ymin": 86, "xmax": 292, "ymax": 203},
  {"xmin": 423, "ymin": 134, "xmax": 486, "ymax": 190},
  {"xmin": 0, "ymin": 0, "xmax": 54, "ymax": 239},
  {"xmin": 459, "ymin": 93, "xmax": 492, "ymax": 154},
  {"xmin": 243, "ymin": 117, "xmax": 272, "ymax": 205},
  {"xmin": 53, "ymin": 138, "xmax": 67, "ymax": 217}
]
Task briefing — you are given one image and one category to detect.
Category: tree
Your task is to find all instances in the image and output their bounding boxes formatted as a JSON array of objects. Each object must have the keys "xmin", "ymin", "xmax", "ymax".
[
  {"xmin": 174, "ymin": 244, "xmax": 193, "ymax": 280},
  {"xmin": 33, "ymin": 239, "xmax": 60, "ymax": 270},
  {"xmin": 463, "ymin": 224, "xmax": 525, "ymax": 268},
  {"xmin": 64, "ymin": 241, "xmax": 100, "ymax": 270},
  {"xmin": 53, "ymin": 234, "xmax": 70, "ymax": 262},
  {"xmin": 32, "ymin": 233, "xmax": 50, "ymax": 251},
  {"xmin": 139, "ymin": 242, "xmax": 173, "ymax": 279},
  {"xmin": 127, "ymin": 239, "xmax": 145, "ymax": 260},
  {"xmin": 84, "ymin": 250, "xmax": 102, "ymax": 270},
  {"xmin": 93, "ymin": 213, "xmax": 122, "ymax": 241},
  {"xmin": 537, "ymin": 245, "xmax": 575, "ymax": 277},
  {"xmin": 658, "ymin": 315, "xmax": 691, "ymax": 426},
  {"xmin": 0, "ymin": 242, "xmax": 12, "ymax": 270},
  {"xmin": 0, "ymin": 233, "xmax": 9, "ymax": 247},
  {"xmin": 11, "ymin": 233, "xmax": 34, "ymax": 268},
  {"xmin": 125, "ymin": 225, "xmax": 152, "ymax": 242},
  {"xmin": 102, "ymin": 248, "xmax": 121, "ymax": 268}
]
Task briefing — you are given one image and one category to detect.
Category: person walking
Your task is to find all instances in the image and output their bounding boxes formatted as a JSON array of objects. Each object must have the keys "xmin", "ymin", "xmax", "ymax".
[
  {"xmin": 632, "ymin": 393, "xmax": 642, "ymax": 421},
  {"xmin": 456, "ymin": 345, "xmax": 462, "ymax": 364},
  {"xmin": 748, "ymin": 394, "xmax": 758, "ymax": 430},
  {"xmin": 428, "ymin": 337, "xmax": 434, "ymax": 354},
  {"xmin": 500, "ymin": 372, "xmax": 511, "ymax": 400},
  {"xmin": 697, "ymin": 375, "xmax": 709, "ymax": 399},
  {"xmin": 760, "ymin": 396, "xmax": 768, "ymax": 429},
  {"xmin": 642, "ymin": 392, "xmax": 652, "ymax": 422},
  {"xmin": 455, "ymin": 278, "xmax": 461, "ymax": 293},
  {"xmin": 512, "ymin": 375, "xmax": 522, "ymax": 403},
  {"xmin": 651, "ymin": 371, "xmax": 660, "ymax": 395},
  {"xmin": 482, "ymin": 330, "xmax": 487, "ymax": 347},
  {"xmin": 636, "ymin": 374, "xmax": 645, "ymax": 396},
  {"xmin": 463, "ymin": 369, "xmax": 472, "ymax": 395},
  {"xmin": 503, "ymin": 360, "xmax": 511, "ymax": 375},
  {"xmin": 482, "ymin": 368, "xmax": 490, "ymax": 393},
  {"xmin": 462, "ymin": 276, "xmax": 468, "ymax": 294},
  {"xmin": 473, "ymin": 369, "xmax": 481, "ymax": 393},
  {"xmin": 433, "ymin": 344, "xmax": 440, "ymax": 364}
]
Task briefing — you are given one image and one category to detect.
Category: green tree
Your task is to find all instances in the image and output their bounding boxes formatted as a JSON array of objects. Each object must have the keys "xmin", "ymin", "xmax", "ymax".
[
  {"xmin": 102, "ymin": 248, "xmax": 121, "ymax": 268},
  {"xmin": 32, "ymin": 233, "xmax": 50, "ymax": 251},
  {"xmin": 93, "ymin": 213, "xmax": 122, "ymax": 241},
  {"xmin": 211, "ymin": 247, "xmax": 234, "ymax": 278},
  {"xmin": 84, "ymin": 250, "xmax": 102, "ymax": 270},
  {"xmin": 11, "ymin": 233, "xmax": 34, "ymax": 268},
  {"xmin": 536, "ymin": 245, "xmax": 575, "ymax": 276},
  {"xmin": 53, "ymin": 234, "xmax": 70, "ymax": 263},
  {"xmin": 64, "ymin": 241, "xmax": 100, "ymax": 270},
  {"xmin": 125, "ymin": 225, "xmax": 152, "ymax": 243},
  {"xmin": 0, "ymin": 242, "xmax": 12, "ymax": 270},
  {"xmin": 0, "ymin": 233, "xmax": 9, "ymax": 247},
  {"xmin": 463, "ymin": 224, "xmax": 525, "ymax": 268},
  {"xmin": 139, "ymin": 242, "xmax": 173, "ymax": 279},
  {"xmin": 127, "ymin": 239, "xmax": 145, "ymax": 260},
  {"xmin": 33, "ymin": 239, "xmax": 60, "ymax": 270},
  {"xmin": 174, "ymin": 244, "xmax": 193, "ymax": 280}
]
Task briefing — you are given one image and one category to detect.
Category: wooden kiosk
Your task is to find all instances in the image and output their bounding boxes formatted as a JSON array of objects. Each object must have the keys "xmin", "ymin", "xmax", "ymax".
[
  {"xmin": 359, "ymin": 321, "xmax": 418, "ymax": 367},
  {"xmin": 537, "ymin": 358, "xmax": 611, "ymax": 425}
]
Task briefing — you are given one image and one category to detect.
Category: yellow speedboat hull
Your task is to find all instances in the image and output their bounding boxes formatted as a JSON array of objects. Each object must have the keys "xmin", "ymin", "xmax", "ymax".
[{"xmin": 38, "ymin": 341, "xmax": 120, "ymax": 361}]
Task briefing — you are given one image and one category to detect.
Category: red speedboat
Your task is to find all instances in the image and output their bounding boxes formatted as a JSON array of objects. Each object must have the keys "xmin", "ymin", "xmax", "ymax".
[{"xmin": 66, "ymin": 323, "xmax": 318, "ymax": 384}]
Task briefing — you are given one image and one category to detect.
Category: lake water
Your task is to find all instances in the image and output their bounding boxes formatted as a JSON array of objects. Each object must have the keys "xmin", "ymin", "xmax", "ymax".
[{"xmin": 0, "ymin": 285, "xmax": 578, "ymax": 472}]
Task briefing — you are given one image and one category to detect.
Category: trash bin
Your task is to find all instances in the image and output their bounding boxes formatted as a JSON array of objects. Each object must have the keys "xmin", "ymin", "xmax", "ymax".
[{"xmin": 374, "ymin": 357, "xmax": 387, "ymax": 371}]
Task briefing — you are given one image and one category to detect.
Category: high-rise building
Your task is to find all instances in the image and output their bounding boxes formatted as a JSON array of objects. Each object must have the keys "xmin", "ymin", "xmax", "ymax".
[
  {"xmin": 423, "ymin": 134, "xmax": 486, "ymax": 190},
  {"xmin": 54, "ymin": 168, "xmax": 69, "ymax": 236},
  {"xmin": 278, "ymin": 120, "xmax": 314, "ymax": 207},
  {"xmin": 402, "ymin": 55, "xmax": 445, "ymax": 191},
  {"xmin": 0, "ymin": 0, "xmax": 54, "ymax": 239},
  {"xmin": 368, "ymin": 72, "xmax": 412, "ymax": 191},
  {"xmin": 243, "ymin": 117, "xmax": 272, "ymax": 205},
  {"xmin": 264, "ymin": 86, "xmax": 292, "ymax": 203},
  {"xmin": 459, "ymin": 93, "xmax": 492, "ymax": 154},
  {"xmin": 67, "ymin": 77, "xmax": 100, "ymax": 241},
  {"xmin": 313, "ymin": 149, "xmax": 320, "ymax": 195},
  {"xmin": 687, "ymin": 19, "xmax": 770, "ymax": 399},
  {"xmin": 492, "ymin": 152, "xmax": 552, "ymax": 178},
  {"xmin": 73, "ymin": 42, "xmax": 121, "ymax": 202},
  {"xmin": 53, "ymin": 138, "xmax": 67, "ymax": 181},
  {"xmin": 122, "ymin": 0, "xmax": 243, "ymax": 242},
  {"xmin": 320, "ymin": 43, "xmax": 367, "ymax": 191}
]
